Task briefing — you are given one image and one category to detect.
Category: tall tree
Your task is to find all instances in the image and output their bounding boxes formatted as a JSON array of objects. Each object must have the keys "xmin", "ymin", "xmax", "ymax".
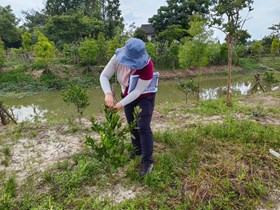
[
  {"xmin": 101, "ymin": 0, "xmax": 124, "ymax": 38},
  {"xmin": 22, "ymin": 10, "xmax": 48, "ymax": 30},
  {"xmin": 45, "ymin": 0, "xmax": 80, "ymax": 16},
  {"xmin": 149, "ymin": 0, "xmax": 212, "ymax": 36},
  {"xmin": 211, "ymin": 0, "xmax": 254, "ymax": 106},
  {"xmin": 45, "ymin": 0, "xmax": 101, "ymax": 18},
  {"xmin": 43, "ymin": 14, "xmax": 104, "ymax": 48},
  {"xmin": 268, "ymin": 22, "xmax": 280, "ymax": 38},
  {"xmin": 0, "ymin": 5, "xmax": 21, "ymax": 47}
]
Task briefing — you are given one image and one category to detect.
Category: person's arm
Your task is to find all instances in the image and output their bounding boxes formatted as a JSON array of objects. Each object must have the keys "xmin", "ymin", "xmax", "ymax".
[
  {"xmin": 100, "ymin": 55, "xmax": 118, "ymax": 108},
  {"xmin": 114, "ymin": 78, "xmax": 151, "ymax": 109}
]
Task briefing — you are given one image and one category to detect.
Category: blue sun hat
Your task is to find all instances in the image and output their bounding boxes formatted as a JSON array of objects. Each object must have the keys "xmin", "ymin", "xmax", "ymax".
[{"xmin": 115, "ymin": 38, "xmax": 150, "ymax": 70}]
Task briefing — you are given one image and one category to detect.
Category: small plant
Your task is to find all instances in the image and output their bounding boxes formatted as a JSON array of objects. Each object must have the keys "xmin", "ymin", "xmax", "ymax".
[
  {"xmin": 177, "ymin": 78, "xmax": 200, "ymax": 101},
  {"xmin": 86, "ymin": 105, "xmax": 139, "ymax": 204},
  {"xmin": 1, "ymin": 146, "xmax": 12, "ymax": 166},
  {"xmin": 62, "ymin": 84, "xmax": 90, "ymax": 124},
  {"xmin": 86, "ymin": 106, "xmax": 139, "ymax": 170},
  {"xmin": 0, "ymin": 176, "xmax": 17, "ymax": 209},
  {"xmin": 263, "ymin": 71, "xmax": 278, "ymax": 90}
]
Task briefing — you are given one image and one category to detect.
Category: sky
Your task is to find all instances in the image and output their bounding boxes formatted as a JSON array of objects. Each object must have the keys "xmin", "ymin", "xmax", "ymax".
[{"xmin": 1, "ymin": 0, "xmax": 280, "ymax": 41}]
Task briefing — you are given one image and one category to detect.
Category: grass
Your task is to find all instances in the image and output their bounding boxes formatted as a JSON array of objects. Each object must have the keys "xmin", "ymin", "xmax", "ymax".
[
  {"xmin": 0, "ymin": 63, "xmax": 99, "ymax": 95},
  {"xmin": 0, "ymin": 104, "xmax": 279, "ymax": 209},
  {"xmin": 0, "ymin": 56, "xmax": 279, "ymax": 209}
]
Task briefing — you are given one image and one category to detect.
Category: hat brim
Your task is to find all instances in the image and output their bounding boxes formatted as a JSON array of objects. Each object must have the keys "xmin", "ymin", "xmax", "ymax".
[{"xmin": 115, "ymin": 48, "xmax": 150, "ymax": 70}]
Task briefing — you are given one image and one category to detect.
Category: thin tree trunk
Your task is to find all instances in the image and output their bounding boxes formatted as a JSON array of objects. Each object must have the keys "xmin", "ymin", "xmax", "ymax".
[{"xmin": 226, "ymin": 33, "xmax": 233, "ymax": 107}]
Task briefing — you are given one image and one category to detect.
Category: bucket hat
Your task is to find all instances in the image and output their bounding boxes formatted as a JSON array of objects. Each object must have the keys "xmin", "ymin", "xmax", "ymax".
[{"xmin": 115, "ymin": 38, "xmax": 150, "ymax": 70}]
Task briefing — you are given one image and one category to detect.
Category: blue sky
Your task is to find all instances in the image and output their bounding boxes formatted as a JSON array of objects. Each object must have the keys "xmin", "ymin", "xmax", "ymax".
[{"xmin": 1, "ymin": 0, "xmax": 279, "ymax": 41}]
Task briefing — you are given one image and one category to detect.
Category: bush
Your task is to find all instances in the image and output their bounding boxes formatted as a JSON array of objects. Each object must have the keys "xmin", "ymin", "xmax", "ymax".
[{"xmin": 78, "ymin": 38, "xmax": 99, "ymax": 66}]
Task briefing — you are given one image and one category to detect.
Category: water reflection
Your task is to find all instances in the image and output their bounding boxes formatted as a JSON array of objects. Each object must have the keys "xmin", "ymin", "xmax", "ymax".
[
  {"xmin": 199, "ymin": 81, "xmax": 253, "ymax": 100},
  {"xmin": 10, "ymin": 104, "xmax": 48, "ymax": 123},
  {"xmin": 2, "ymin": 74, "xmax": 279, "ymax": 122}
]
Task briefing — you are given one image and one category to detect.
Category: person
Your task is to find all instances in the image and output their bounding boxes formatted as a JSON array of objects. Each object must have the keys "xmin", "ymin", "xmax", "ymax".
[{"xmin": 99, "ymin": 38, "xmax": 157, "ymax": 176}]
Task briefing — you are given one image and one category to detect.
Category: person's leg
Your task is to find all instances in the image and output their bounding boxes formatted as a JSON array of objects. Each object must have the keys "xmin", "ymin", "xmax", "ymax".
[
  {"xmin": 137, "ymin": 94, "xmax": 155, "ymax": 165},
  {"xmin": 124, "ymin": 100, "xmax": 142, "ymax": 156}
]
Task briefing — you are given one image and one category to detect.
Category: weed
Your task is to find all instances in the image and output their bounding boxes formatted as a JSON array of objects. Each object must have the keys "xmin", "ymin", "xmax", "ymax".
[
  {"xmin": 0, "ymin": 176, "xmax": 17, "ymax": 209},
  {"xmin": 1, "ymin": 146, "xmax": 12, "ymax": 166}
]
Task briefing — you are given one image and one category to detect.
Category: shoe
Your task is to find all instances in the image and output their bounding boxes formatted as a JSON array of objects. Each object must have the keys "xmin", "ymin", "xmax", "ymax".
[{"xmin": 139, "ymin": 163, "xmax": 153, "ymax": 176}]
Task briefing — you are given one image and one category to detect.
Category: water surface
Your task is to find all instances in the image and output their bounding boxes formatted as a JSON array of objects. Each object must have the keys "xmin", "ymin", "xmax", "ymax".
[{"xmin": 2, "ymin": 73, "xmax": 278, "ymax": 122}]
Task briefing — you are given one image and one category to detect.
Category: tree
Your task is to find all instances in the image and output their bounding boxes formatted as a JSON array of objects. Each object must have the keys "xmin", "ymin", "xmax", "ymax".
[
  {"xmin": 21, "ymin": 31, "xmax": 33, "ymax": 51},
  {"xmin": 21, "ymin": 31, "xmax": 33, "ymax": 62},
  {"xmin": 261, "ymin": 35, "xmax": 274, "ymax": 54},
  {"xmin": 0, "ymin": 39, "xmax": 6, "ymax": 68},
  {"xmin": 133, "ymin": 28, "xmax": 148, "ymax": 42},
  {"xmin": 78, "ymin": 37, "xmax": 99, "ymax": 69},
  {"xmin": 211, "ymin": 0, "xmax": 254, "ymax": 106},
  {"xmin": 22, "ymin": 10, "xmax": 48, "ymax": 30},
  {"xmin": 268, "ymin": 22, "xmax": 280, "ymax": 38},
  {"xmin": 149, "ymin": 0, "xmax": 212, "ymax": 37},
  {"xmin": 250, "ymin": 41, "xmax": 264, "ymax": 61},
  {"xmin": 106, "ymin": 36, "xmax": 123, "ymax": 61},
  {"xmin": 271, "ymin": 37, "xmax": 279, "ymax": 61},
  {"xmin": 33, "ymin": 29, "xmax": 56, "ymax": 72},
  {"xmin": 96, "ymin": 33, "xmax": 108, "ymax": 65},
  {"xmin": 45, "ymin": 0, "xmax": 101, "ymax": 18},
  {"xmin": 45, "ymin": 0, "xmax": 82, "ymax": 16},
  {"xmin": 0, "ymin": 6, "xmax": 21, "ymax": 48},
  {"xmin": 43, "ymin": 14, "xmax": 104, "ymax": 48},
  {"xmin": 62, "ymin": 84, "xmax": 90, "ymax": 124},
  {"xmin": 179, "ymin": 18, "xmax": 213, "ymax": 69},
  {"xmin": 101, "ymin": 0, "xmax": 124, "ymax": 38},
  {"xmin": 158, "ymin": 25, "xmax": 189, "ymax": 43}
]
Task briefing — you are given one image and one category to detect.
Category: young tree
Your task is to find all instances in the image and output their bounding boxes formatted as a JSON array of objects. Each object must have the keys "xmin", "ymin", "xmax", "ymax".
[
  {"xmin": 21, "ymin": 31, "xmax": 33, "ymax": 62},
  {"xmin": 250, "ymin": 41, "xmax": 264, "ymax": 61},
  {"xmin": 96, "ymin": 33, "xmax": 108, "ymax": 65},
  {"xmin": 271, "ymin": 37, "xmax": 279, "ymax": 61},
  {"xmin": 0, "ymin": 39, "xmax": 6, "ymax": 69},
  {"xmin": 33, "ymin": 28, "xmax": 56, "ymax": 72},
  {"xmin": 211, "ymin": 0, "xmax": 254, "ymax": 106},
  {"xmin": 179, "ymin": 18, "xmax": 213, "ymax": 69},
  {"xmin": 78, "ymin": 37, "xmax": 99, "ymax": 70},
  {"xmin": 106, "ymin": 36, "xmax": 123, "ymax": 61},
  {"xmin": 62, "ymin": 84, "xmax": 90, "ymax": 124}
]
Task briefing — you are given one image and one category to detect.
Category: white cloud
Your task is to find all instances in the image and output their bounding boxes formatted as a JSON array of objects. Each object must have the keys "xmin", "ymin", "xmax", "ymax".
[
  {"xmin": 1, "ymin": 0, "xmax": 279, "ymax": 41},
  {"xmin": 120, "ymin": 0, "xmax": 166, "ymax": 27},
  {"xmin": 1, "ymin": 0, "xmax": 45, "ymax": 21}
]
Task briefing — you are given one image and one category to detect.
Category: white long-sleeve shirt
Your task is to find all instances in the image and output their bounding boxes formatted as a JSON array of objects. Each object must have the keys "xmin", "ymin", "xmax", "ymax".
[{"xmin": 100, "ymin": 55, "xmax": 154, "ymax": 106}]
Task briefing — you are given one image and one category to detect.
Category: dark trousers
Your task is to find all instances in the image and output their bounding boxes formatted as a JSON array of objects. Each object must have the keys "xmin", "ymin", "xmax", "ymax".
[{"xmin": 124, "ymin": 94, "xmax": 155, "ymax": 164}]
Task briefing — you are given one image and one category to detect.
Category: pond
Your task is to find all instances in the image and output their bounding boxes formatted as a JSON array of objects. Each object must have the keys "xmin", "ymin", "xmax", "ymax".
[{"xmin": 1, "ymin": 73, "xmax": 279, "ymax": 122}]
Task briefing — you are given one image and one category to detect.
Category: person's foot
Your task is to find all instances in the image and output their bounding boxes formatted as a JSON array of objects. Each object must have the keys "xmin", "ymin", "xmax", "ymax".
[{"xmin": 139, "ymin": 163, "xmax": 153, "ymax": 176}]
